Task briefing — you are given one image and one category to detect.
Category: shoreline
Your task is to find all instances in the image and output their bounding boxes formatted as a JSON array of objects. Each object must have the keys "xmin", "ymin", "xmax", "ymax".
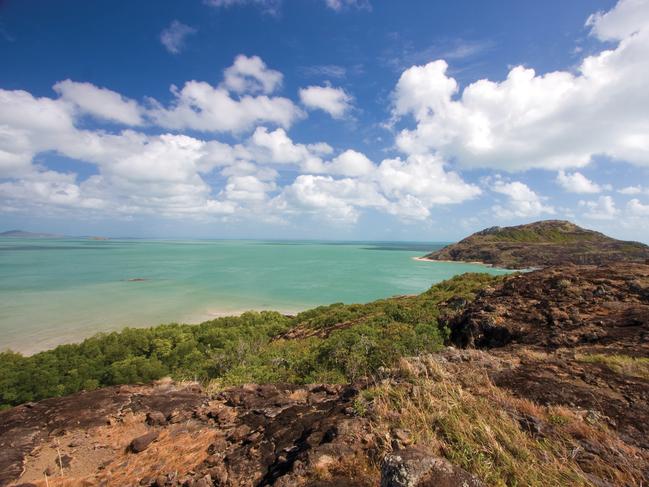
[
  {"xmin": 5, "ymin": 306, "xmax": 305, "ymax": 357},
  {"xmin": 413, "ymin": 256, "xmax": 538, "ymax": 272},
  {"xmin": 412, "ymin": 256, "xmax": 496, "ymax": 267}
]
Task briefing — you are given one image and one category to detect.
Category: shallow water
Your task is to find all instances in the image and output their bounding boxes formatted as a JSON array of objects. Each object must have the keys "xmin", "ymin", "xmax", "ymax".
[{"xmin": 0, "ymin": 238, "xmax": 510, "ymax": 354}]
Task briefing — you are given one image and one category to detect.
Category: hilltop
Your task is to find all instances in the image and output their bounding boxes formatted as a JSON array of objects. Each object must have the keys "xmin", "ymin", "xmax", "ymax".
[
  {"xmin": 422, "ymin": 220, "xmax": 649, "ymax": 269},
  {"xmin": 1, "ymin": 263, "xmax": 648, "ymax": 486}
]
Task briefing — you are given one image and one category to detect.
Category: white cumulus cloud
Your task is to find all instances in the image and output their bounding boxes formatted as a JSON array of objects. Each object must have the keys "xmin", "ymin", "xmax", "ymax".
[
  {"xmin": 391, "ymin": 0, "xmax": 649, "ymax": 171},
  {"xmin": 491, "ymin": 180, "xmax": 555, "ymax": 219},
  {"xmin": 580, "ymin": 195, "xmax": 619, "ymax": 220},
  {"xmin": 223, "ymin": 55, "xmax": 283, "ymax": 95},
  {"xmin": 53, "ymin": 80, "xmax": 143, "ymax": 125},
  {"xmin": 556, "ymin": 170, "xmax": 603, "ymax": 194},
  {"xmin": 627, "ymin": 198, "xmax": 649, "ymax": 216},
  {"xmin": 299, "ymin": 85, "xmax": 353, "ymax": 119}
]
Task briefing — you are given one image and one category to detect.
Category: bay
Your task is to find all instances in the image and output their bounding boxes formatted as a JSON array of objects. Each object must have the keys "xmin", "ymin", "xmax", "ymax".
[{"xmin": 0, "ymin": 238, "xmax": 510, "ymax": 354}]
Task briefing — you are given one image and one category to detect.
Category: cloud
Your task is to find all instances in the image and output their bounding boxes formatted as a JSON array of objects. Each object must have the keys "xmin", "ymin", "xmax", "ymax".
[
  {"xmin": 299, "ymin": 85, "xmax": 353, "ymax": 118},
  {"xmin": 586, "ymin": 0, "xmax": 649, "ymax": 41},
  {"xmin": 375, "ymin": 154, "xmax": 481, "ymax": 209},
  {"xmin": 247, "ymin": 127, "xmax": 324, "ymax": 171},
  {"xmin": 491, "ymin": 180, "xmax": 555, "ymax": 219},
  {"xmin": 0, "ymin": 130, "xmax": 239, "ymax": 218},
  {"xmin": 205, "ymin": 0, "xmax": 369, "ymax": 15},
  {"xmin": 299, "ymin": 65, "xmax": 347, "ymax": 79},
  {"xmin": 619, "ymin": 185, "xmax": 649, "ymax": 195},
  {"xmin": 223, "ymin": 55, "xmax": 283, "ymax": 95},
  {"xmin": 204, "ymin": 0, "xmax": 282, "ymax": 15},
  {"xmin": 160, "ymin": 20, "xmax": 197, "ymax": 54},
  {"xmin": 627, "ymin": 198, "xmax": 649, "ymax": 216},
  {"xmin": 324, "ymin": 0, "xmax": 372, "ymax": 11},
  {"xmin": 149, "ymin": 58, "xmax": 302, "ymax": 133},
  {"xmin": 222, "ymin": 175, "xmax": 276, "ymax": 202},
  {"xmin": 0, "ymin": 69, "xmax": 484, "ymax": 224},
  {"xmin": 381, "ymin": 38, "xmax": 495, "ymax": 72},
  {"xmin": 392, "ymin": 0, "xmax": 649, "ymax": 171},
  {"xmin": 275, "ymin": 175, "xmax": 386, "ymax": 223},
  {"xmin": 53, "ymin": 80, "xmax": 143, "ymax": 125},
  {"xmin": 326, "ymin": 149, "xmax": 374, "ymax": 177},
  {"xmin": 148, "ymin": 82, "xmax": 301, "ymax": 133},
  {"xmin": 0, "ymin": 51, "xmax": 478, "ymax": 226},
  {"xmin": 145, "ymin": 56, "xmax": 301, "ymax": 134},
  {"xmin": 556, "ymin": 170, "xmax": 602, "ymax": 194},
  {"xmin": 579, "ymin": 195, "xmax": 618, "ymax": 220}
]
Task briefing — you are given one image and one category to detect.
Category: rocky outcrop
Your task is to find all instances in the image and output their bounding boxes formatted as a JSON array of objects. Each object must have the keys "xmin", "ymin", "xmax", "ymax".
[
  {"xmin": 0, "ymin": 382, "xmax": 378, "ymax": 487},
  {"xmin": 445, "ymin": 263, "xmax": 649, "ymax": 451},
  {"xmin": 446, "ymin": 263, "xmax": 649, "ymax": 351},
  {"xmin": 422, "ymin": 220, "xmax": 649, "ymax": 269}
]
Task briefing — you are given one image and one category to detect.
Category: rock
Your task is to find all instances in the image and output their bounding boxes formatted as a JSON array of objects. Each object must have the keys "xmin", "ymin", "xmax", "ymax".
[
  {"xmin": 391, "ymin": 428, "xmax": 412, "ymax": 449},
  {"xmin": 381, "ymin": 448, "xmax": 485, "ymax": 487},
  {"xmin": 130, "ymin": 431, "xmax": 159, "ymax": 453},
  {"xmin": 146, "ymin": 411, "xmax": 167, "ymax": 426},
  {"xmin": 167, "ymin": 409, "xmax": 192, "ymax": 424},
  {"xmin": 192, "ymin": 475, "xmax": 212, "ymax": 487},
  {"xmin": 227, "ymin": 424, "xmax": 252, "ymax": 442},
  {"xmin": 59, "ymin": 453, "xmax": 73, "ymax": 468},
  {"xmin": 517, "ymin": 414, "xmax": 543, "ymax": 436}
]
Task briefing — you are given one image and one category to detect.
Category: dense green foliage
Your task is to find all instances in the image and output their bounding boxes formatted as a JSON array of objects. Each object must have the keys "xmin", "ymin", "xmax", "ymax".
[{"xmin": 0, "ymin": 272, "xmax": 500, "ymax": 408}]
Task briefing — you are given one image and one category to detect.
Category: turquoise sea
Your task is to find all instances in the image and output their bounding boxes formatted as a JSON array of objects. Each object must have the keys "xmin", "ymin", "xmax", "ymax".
[{"xmin": 0, "ymin": 238, "xmax": 510, "ymax": 354}]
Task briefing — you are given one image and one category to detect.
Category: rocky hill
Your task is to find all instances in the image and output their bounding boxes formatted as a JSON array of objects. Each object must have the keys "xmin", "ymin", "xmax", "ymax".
[
  {"xmin": 422, "ymin": 220, "xmax": 649, "ymax": 269},
  {"xmin": 2, "ymin": 263, "xmax": 648, "ymax": 486}
]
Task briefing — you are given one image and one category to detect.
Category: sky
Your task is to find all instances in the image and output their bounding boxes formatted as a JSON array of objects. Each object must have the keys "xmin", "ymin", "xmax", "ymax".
[{"xmin": 1, "ymin": 0, "xmax": 649, "ymax": 242}]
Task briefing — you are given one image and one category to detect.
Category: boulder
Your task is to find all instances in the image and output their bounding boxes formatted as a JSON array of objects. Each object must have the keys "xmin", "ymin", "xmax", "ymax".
[
  {"xmin": 130, "ymin": 431, "xmax": 159, "ymax": 453},
  {"xmin": 381, "ymin": 447, "xmax": 484, "ymax": 487}
]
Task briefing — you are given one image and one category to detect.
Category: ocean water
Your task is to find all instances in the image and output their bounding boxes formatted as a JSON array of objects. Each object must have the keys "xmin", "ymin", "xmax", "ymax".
[{"xmin": 0, "ymin": 238, "xmax": 510, "ymax": 354}]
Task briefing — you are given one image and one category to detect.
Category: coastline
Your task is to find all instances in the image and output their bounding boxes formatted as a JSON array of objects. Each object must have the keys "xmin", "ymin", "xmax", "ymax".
[
  {"xmin": 413, "ymin": 256, "xmax": 535, "ymax": 272},
  {"xmin": 412, "ymin": 256, "xmax": 495, "ymax": 267},
  {"xmin": 5, "ymin": 306, "xmax": 304, "ymax": 357}
]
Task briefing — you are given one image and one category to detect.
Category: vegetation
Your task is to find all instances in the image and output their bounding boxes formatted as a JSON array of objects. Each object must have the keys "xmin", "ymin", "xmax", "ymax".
[
  {"xmin": 369, "ymin": 356, "xmax": 640, "ymax": 487},
  {"xmin": 424, "ymin": 220, "xmax": 649, "ymax": 268},
  {"xmin": 0, "ymin": 272, "xmax": 501, "ymax": 408},
  {"xmin": 577, "ymin": 353, "xmax": 649, "ymax": 380}
]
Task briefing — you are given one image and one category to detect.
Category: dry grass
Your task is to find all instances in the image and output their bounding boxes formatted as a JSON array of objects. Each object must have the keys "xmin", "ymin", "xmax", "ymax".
[
  {"xmin": 576, "ymin": 353, "xmax": 649, "ymax": 379},
  {"xmin": 15, "ymin": 413, "xmax": 217, "ymax": 487},
  {"xmin": 368, "ymin": 355, "xmax": 643, "ymax": 487}
]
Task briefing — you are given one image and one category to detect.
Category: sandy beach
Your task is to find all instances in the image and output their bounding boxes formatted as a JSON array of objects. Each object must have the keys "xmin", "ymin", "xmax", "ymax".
[{"xmin": 412, "ymin": 256, "xmax": 495, "ymax": 267}]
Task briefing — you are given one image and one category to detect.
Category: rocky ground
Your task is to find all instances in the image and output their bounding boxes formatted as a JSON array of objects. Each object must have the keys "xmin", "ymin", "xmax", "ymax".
[{"xmin": 2, "ymin": 263, "xmax": 648, "ymax": 486}]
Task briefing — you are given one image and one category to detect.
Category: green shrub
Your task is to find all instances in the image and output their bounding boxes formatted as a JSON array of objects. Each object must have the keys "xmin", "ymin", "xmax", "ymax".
[{"xmin": 0, "ymin": 273, "xmax": 500, "ymax": 408}]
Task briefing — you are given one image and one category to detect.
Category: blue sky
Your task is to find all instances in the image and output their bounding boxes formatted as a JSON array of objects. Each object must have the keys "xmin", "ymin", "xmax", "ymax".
[{"xmin": 1, "ymin": 0, "xmax": 649, "ymax": 241}]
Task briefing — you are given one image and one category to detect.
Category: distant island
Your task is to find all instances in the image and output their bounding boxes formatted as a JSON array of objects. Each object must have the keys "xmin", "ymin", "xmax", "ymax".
[
  {"xmin": 0, "ymin": 230, "xmax": 109, "ymax": 240},
  {"xmin": 421, "ymin": 220, "xmax": 649, "ymax": 269},
  {"xmin": 0, "ymin": 229, "xmax": 63, "ymax": 238}
]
